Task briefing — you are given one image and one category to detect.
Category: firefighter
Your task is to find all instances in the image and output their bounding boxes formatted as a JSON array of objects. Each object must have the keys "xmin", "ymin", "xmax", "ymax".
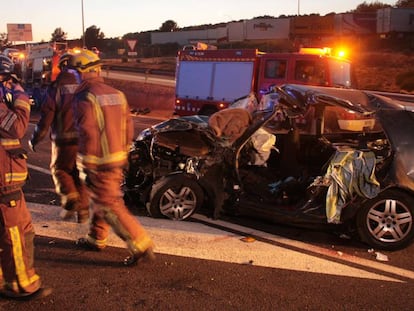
[
  {"xmin": 69, "ymin": 49, "xmax": 155, "ymax": 266},
  {"xmin": 29, "ymin": 52, "xmax": 90, "ymax": 224},
  {"xmin": 0, "ymin": 55, "xmax": 44, "ymax": 297}
]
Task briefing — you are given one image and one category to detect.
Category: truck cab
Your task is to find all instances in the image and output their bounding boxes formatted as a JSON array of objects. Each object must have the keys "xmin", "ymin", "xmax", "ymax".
[{"xmin": 257, "ymin": 50, "xmax": 352, "ymax": 93}]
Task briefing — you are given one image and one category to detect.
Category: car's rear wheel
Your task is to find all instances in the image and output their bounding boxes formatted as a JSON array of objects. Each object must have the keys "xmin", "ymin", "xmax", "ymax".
[
  {"xmin": 357, "ymin": 189, "xmax": 414, "ymax": 251},
  {"xmin": 147, "ymin": 174, "xmax": 204, "ymax": 220}
]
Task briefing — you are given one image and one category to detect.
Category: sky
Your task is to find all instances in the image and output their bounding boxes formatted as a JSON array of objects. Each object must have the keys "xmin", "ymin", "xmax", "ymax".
[{"xmin": 3, "ymin": 0, "xmax": 397, "ymax": 42}]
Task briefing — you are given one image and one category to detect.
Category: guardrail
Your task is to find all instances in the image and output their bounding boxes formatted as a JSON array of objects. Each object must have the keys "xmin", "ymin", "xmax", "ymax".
[{"xmin": 101, "ymin": 64, "xmax": 175, "ymax": 77}]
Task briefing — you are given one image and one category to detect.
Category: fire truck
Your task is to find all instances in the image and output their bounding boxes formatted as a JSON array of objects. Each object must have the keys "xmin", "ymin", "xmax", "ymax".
[
  {"xmin": 20, "ymin": 42, "xmax": 68, "ymax": 107},
  {"xmin": 22, "ymin": 42, "xmax": 68, "ymax": 87},
  {"xmin": 174, "ymin": 47, "xmax": 354, "ymax": 116}
]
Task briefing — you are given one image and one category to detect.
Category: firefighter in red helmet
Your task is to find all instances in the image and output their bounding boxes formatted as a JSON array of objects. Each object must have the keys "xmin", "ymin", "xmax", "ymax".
[
  {"xmin": 69, "ymin": 49, "xmax": 155, "ymax": 266},
  {"xmin": 0, "ymin": 55, "xmax": 45, "ymax": 298},
  {"xmin": 29, "ymin": 51, "xmax": 90, "ymax": 223}
]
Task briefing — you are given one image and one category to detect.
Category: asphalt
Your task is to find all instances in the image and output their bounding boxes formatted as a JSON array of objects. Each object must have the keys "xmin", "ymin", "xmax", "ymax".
[
  {"xmin": 0, "ymin": 201, "xmax": 409, "ymax": 310},
  {"xmin": 28, "ymin": 202, "xmax": 413, "ymax": 282}
]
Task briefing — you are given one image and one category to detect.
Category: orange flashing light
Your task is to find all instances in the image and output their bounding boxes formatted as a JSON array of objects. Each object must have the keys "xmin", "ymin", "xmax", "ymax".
[
  {"xmin": 218, "ymin": 102, "xmax": 226, "ymax": 109},
  {"xmin": 299, "ymin": 47, "xmax": 331, "ymax": 56},
  {"xmin": 299, "ymin": 46, "xmax": 349, "ymax": 60},
  {"xmin": 334, "ymin": 48, "xmax": 349, "ymax": 59}
]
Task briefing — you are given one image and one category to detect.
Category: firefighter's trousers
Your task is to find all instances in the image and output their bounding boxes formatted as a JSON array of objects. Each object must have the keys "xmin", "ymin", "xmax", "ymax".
[
  {"xmin": 84, "ymin": 168, "xmax": 153, "ymax": 254},
  {"xmin": 50, "ymin": 142, "xmax": 89, "ymax": 212},
  {"xmin": 0, "ymin": 189, "xmax": 41, "ymax": 294}
]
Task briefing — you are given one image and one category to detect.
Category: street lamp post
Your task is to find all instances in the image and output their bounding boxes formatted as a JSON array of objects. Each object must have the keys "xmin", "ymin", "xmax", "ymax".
[{"xmin": 81, "ymin": 0, "xmax": 85, "ymax": 47}]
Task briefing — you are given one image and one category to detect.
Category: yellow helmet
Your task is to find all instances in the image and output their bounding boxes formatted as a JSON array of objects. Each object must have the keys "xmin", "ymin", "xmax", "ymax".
[{"xmin": 69, "ymin": 49, "xmax": 101, "ymax": 73}]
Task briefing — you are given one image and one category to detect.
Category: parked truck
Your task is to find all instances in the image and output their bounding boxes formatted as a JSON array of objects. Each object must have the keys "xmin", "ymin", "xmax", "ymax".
[
  {"xmin": 22, "ymin": 42, "xmax": 68, "ymax": 87},
  {"xmin": 20, "ymin": 42, "xmax": 68, "ymax": 108},
  {"xmin": 174, "ymin": 47, "xmax": 354, "ymax": 116},
  {"xmin": 377, "ymin": 7, "xmax": 414, "ymax": 35}
]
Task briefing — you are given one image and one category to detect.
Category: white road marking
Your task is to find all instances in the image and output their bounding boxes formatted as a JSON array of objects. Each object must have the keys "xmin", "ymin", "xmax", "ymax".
[{"xmin": 27, "ymin": 163, "xmax": 51, "ymax": 175}]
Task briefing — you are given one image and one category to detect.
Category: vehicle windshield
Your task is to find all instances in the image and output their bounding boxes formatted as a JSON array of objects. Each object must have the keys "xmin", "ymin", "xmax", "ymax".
[{"xmin": 328, "ymin": 59, "xmax": 352, "ymax": 88}]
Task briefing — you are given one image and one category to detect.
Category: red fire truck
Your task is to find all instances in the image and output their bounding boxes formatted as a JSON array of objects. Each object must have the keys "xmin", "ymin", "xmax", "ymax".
[
  {"xmin": 174, "ymin": 47, "xmax": 354, "ymax": 116},
  {"xmin": 22, "ymin": 42, "xmax": 68, "ymax": 87},
  {"xmin": 19, "ymin": 42, "xmax": 68, "ymax": 108}
]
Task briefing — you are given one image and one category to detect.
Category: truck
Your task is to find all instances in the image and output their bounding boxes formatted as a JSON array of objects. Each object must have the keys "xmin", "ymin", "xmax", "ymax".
[
  {"xmin": 20, "ymin": 42, "xmax": 68, "ymax": 108},
  {"xmin": 377, "ymin": 7, "xmax": 414, "ymax": 35},
  {"xmin": 22, "ymin": 42, "xmax": 68, "ymax": 87},
  {"xmin": 174, "ymin": 48, "xmax": 354, "ymax": 116}
]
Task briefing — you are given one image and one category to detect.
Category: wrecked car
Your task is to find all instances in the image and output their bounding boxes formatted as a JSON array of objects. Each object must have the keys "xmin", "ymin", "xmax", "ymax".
[{"xmin": 124, "ymin": 84, "xmax": 414, "ymax": 251}]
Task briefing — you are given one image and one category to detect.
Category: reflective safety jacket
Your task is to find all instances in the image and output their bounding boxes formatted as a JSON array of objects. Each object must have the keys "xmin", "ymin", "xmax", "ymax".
[
  {"xmin": 0, "ymin": 89, "xmax": 31, "ymax": 189},
  {"xmin": 73, "ymin": 76, "xmax": 133, "ymax": 171},
  {"xmin": 32, "ymin": 70, "xmax": 80, "ymax": 146}
]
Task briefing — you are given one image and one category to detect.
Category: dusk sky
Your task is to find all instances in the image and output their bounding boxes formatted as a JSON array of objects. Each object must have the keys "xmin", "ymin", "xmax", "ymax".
[{"xmin": 3, "ymin": 0, "xmax": 397, "ymax": 42}]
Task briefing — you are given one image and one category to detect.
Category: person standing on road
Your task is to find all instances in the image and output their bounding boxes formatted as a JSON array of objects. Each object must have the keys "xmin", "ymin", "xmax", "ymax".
[
  {"xmin": 0, "ymin": 55, "xmax": 44, "ymax": 298},
  {"xmin": 69, "ymin": 49, "xmax": 155, "ymax": 266},
  {"xmin": 29, "ymin": 51, "xmax": 90, "ymax": 224}
]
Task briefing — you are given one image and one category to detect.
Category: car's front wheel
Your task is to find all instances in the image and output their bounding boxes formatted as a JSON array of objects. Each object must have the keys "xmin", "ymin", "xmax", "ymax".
[
  {"xmin": 357, "ymin": 189, "xmax": 414, "ymax": 251},
  {"xmin": 147, "ymin": 174, "xmax": 204, "ymax": 220}
]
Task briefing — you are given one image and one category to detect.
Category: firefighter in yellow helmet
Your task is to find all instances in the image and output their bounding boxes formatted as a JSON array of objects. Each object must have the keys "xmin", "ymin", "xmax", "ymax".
[
  {"xmin": 29, "ymin": 51, "xmax": 90, "ymax": 223},
  {"xmin": 69, "ymin": 49, "xmax": 155, "ymax": 266},
  {"xmin": 0, "ymin": 55, "xmax": 45, "ymax": 298}
]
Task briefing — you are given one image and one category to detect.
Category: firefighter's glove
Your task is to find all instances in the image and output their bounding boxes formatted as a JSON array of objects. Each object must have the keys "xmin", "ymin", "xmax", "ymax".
[
  {"xmin": 84, "ymin": 170, "xmax": 92, "ymax": 187},
  {"xmin": 28, "ymin": 138, "xmax": 37, "ymax": 152}
]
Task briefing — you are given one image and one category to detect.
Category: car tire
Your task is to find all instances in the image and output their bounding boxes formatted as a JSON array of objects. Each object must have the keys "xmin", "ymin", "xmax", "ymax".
[
  {"xmin": 356, "ymin": 189, "xmax": 414, "ymax": 251},
  {"xmin": 147, "ymin": 174, "xmax": 204, "ymax": 220}
]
